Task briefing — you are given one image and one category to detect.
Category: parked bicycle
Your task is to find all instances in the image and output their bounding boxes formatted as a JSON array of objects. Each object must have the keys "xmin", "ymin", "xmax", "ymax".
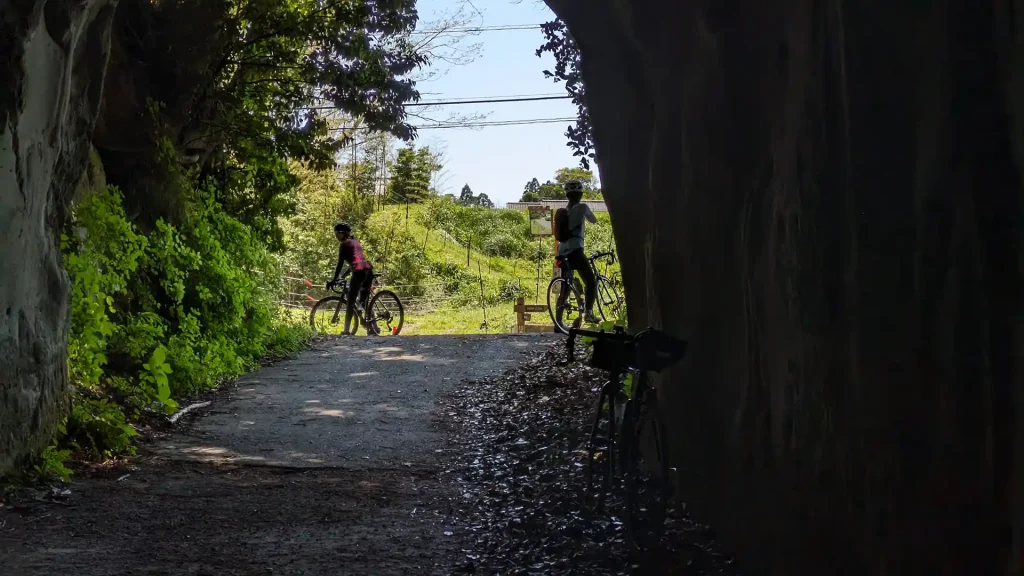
[
  {"xmin": 309, "ymin": 273, "xmax": 404, "ymax": 336},
  {"xmin": 566, "ymin": 325, "xmax": 688, "ymax": 552},
  {"xmin": 547, "ymin": 251, "xmax": 624, "ymax": 334}
]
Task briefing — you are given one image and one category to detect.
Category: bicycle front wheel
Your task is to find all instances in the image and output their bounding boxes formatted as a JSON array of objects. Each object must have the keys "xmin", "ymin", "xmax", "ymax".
[
  {"xmin": 310, "ymin": 296, "xmax": 346, "ymax": 334},
  {"xmin": 584, "ymin": 381, "xmax": 619, "ymax": 513},
  {"xmin": 622, "ymin": 377, "xmax": 672, "ymax": 552},
  {"xmin": 366, "ymin": 290, "xmax": 404, "ymax": 335},
  {"xmin": 547, "ymin": 276, "xmax": 584, "ymax": 334},
  {"xmin": 596, "ymin": 279, "xmax": 623, "ymax": 324}
]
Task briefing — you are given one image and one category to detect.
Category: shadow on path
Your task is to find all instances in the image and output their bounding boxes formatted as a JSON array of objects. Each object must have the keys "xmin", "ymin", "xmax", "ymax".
[{"xmin": 0, "ymin": 335, "xmax": 554, "ymax": 576}]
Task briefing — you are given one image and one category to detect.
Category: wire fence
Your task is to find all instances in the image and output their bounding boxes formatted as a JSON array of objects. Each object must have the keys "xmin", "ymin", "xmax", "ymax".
[{"xmin": 277, "ymin": 273, "xmax": 557, "ymax": 335}]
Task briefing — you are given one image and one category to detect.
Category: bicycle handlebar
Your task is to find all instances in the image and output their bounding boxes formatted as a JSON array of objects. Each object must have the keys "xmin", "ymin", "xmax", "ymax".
[
  {"xmin": 567, "ymin": 326, "xmax": 631, "ymax": 342},
  {"xmin": 566, "ymin": 326, "xmax": 688, "ymax": 374},
  {"xmin": 589, "ymin": 251, "xmax": 615, "ymax": 263}
]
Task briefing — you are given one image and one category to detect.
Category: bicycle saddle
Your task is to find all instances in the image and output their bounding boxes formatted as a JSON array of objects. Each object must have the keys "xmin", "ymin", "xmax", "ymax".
[{"xmin": 633, "ymin": 329, "xmax": 688, "ymax": 373}]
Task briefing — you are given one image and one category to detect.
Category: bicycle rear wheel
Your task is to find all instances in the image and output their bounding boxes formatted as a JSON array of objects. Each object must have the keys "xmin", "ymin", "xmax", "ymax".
[
  {"xmin": 622, "ymin": 375, "xmax": 672, "ymax": 552},
  {"xmin": 365, "ymin": 290, "xmax": 404, "ymax": 335},
  {"xmin": 584, "ymin": 381, "xmax": 619, "ymax": 512},
  {"xmin": 547, "ymin": 276, "xmax": 584, "ymax": 334}
]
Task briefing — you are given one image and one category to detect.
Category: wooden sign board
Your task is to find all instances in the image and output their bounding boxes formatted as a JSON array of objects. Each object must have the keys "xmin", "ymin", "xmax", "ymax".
[
  {"xmin": 528, "ymin": 206, "xmax": 553, "ymax": 237},
  {"xmin": 514, "ymin": 298, "xmax": 555, "ymax": 333}
]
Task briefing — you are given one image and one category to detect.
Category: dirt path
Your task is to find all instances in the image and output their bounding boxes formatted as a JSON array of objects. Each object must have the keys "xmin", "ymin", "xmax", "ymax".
[{"xmin": 0, "ymin": 335, "xmax": 554, "ymax": 576}]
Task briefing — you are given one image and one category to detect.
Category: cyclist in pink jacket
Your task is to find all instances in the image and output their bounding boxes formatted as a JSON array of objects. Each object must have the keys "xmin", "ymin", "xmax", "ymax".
[{"xmin": 328, "ymin": 222, "xmax": 374, "ymax": 335}]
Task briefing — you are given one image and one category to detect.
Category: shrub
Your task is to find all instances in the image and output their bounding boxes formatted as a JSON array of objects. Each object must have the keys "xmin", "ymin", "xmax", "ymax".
[
  {"xmin": 65, "ymin": 398, "xmax": 137, "ymax": 460},
  {"xmin": 62, "ymin": 186, "xmax": 147, "ymax": 388},
  {"xmin": 33, "ymin": 445, "xmax": 73, "ymax": 483},
  {"xmin": 58, "ymin": 178, "xmax": 311, "ymax": 464},
  {"xmin": 498, "ymin": 279, "xmax": 530, "ymax": 302}
]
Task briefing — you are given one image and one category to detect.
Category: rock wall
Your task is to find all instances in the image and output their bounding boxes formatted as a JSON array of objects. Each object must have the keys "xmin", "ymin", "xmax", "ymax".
[
  {"xmin": 548, "ymin": 0, "xmax": 1023, "ymax": 573},
  {"xmin": 0, "ymin": 1, "xmax": 117, "ymax": 476}
]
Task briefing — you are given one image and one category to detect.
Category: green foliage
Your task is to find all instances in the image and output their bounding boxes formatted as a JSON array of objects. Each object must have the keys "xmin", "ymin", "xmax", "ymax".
[
  {"xmin": 586, "ymin": 212, "xmax": 618, "ymax": 256},
  {"xmin": 263, "ymin": 317, "xmax": 314, "ymax": 358},
  {"xmin": 280, "ymin": 162, "xmax": 429, "ymax": 292},
  {"xmin": 520, "ymin": 167, "xmax": 601, "ymax": 201},
  {"xmin": 66, "ymin": 398, "xmax": 138, "ymax": 460},
  {"xmin": 62, "ymin": 186, "xmax": 148, "ymax": 387},
  {"xmin": 141, "ymin": 346, "xmax": 177, "ymax": 414},
  {"xmin": 105, "ymin": 0, "xmax": 425, "ymax": 243},
  {"xmin": 33, "ymin": 445, "xmax": 73, "ymax": 483},
  {"xmin": 388, "ymin": 145, "xmax": 441, "ymax": 204},
  {"xmin": 61, "ymin": 182, "xmax": 312, "ymax": 463},
  {"xmin": 361, "ymin": 211, "xmax": 428, "ymax": 291},
  {"xmin": 499, "ymin": 279, "xmax": 531, "ymax": 302},
  {"xmin": 523, "ymin": 178, "xmax": 541, "ymax": 199},
  {"xmin": 419, "ymin": 196, "xmax": 532, "ymax": 259},
  {"xmin": 279, "ymin": 161, "xmax": 375, "ymax": 280},
  {"xmin": 428, "ymin": 261, "xmax": 478, "ymax": 295}
]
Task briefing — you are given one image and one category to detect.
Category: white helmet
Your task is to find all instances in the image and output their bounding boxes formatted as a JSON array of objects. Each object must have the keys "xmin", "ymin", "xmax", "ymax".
[{"xmin": 563, "ymin": 180, "xmax": 584, "ymax": 196}]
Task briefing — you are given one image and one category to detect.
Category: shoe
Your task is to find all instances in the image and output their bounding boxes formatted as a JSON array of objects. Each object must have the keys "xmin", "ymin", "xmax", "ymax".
[
  {"xmin": 584, "ymin": 311, "xmax": 599, "ymax": 324},
  {"xmin": 340, "ymin": 330, "xmax": 351, "ymax": 336}
]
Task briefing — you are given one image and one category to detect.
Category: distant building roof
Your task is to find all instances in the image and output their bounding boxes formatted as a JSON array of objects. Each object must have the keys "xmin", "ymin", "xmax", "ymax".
[{"xmin": 504, "ymin": 200, "xmax": 608, "ymax": 212}]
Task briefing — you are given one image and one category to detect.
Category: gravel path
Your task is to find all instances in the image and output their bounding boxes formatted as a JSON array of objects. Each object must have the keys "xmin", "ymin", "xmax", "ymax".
[{"xmin": 0, "ymin": 334, "xmax": 554, "ymax": 576}]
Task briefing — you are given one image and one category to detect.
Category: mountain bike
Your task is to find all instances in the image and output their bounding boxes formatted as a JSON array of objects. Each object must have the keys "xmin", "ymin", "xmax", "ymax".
[
  {"xmin": 566, "ymin": 325, "xmax": 688, "ymax": 552},
  {"xmin": 547, "ymin": 251, "xmax": 625, "ymax": 334},
  {"xmin": 309, "ymin": 272, "xmax": 404, "ymax": 336}
]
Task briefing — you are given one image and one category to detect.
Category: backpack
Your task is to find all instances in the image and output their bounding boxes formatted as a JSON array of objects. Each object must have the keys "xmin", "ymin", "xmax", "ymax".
[{"xmin": 554, "ymin": 207, "xmax": 573, "ymax": 242}]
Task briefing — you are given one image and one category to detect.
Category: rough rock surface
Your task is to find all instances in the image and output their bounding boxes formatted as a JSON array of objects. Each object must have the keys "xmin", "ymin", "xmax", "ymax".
[
  {"xmin": 0, "ymin": 1, "xmax": 117, "ymax": 476},
  {"xmin": 546, "ymin": 1, "xmax": 1023, "ymax": 574}
]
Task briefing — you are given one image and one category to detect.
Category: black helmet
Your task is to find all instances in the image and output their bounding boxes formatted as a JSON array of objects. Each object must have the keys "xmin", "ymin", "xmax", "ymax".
[
  {"xmin": 334, "ymin": 222, "xmax": 352, "ymax": 233},
  {"xmin": 563, "ymin": 180, "xmax": 584, "ymax": 198}
]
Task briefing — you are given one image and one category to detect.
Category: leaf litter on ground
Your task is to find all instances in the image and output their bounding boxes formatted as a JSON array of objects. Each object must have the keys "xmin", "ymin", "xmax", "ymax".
[{"xmin": 438, "ymin": 342, "xmax": 741, "ymax": 575}]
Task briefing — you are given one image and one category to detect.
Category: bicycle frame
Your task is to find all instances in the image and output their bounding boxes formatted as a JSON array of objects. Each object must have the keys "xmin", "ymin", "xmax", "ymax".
[{"xmin": 555, "ymin": 252, "xmax": 621, "ymax": 315}]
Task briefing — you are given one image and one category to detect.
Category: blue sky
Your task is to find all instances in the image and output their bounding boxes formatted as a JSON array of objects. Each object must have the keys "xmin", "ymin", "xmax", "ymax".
[{"xmin": 410, "ymin": 0, "xmax": 581, "ymax": 205}]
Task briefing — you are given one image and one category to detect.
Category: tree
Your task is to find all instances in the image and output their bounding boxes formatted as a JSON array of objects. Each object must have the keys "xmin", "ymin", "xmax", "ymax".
[
  {"xmin": 93, "ymin": 0, "xmax": 426, "ymax": 248},
  {"xmin": 459, "ymin": 184, "xmax": 476, "ymax": 206},
  {"xmin": 388, "ymin": 145, "xmax": 441, "ymax": 204},
  {"xmin": 522, "ymin": 178, "xmax": 541, "ymax": 200},
  {"xmin": 538, "ymin": 181, "xmax": 564, "ymax": 200},
  {"xmin": 522, "ymin": 168, "xmax": 602, "ymax": 201},
  {"xmin": 555, "ymin": 167, "xmax": 597, "ymax": 189},
  {"xmin": 477, "ymin": 193, "xmax": 494, "ymax": 208}
]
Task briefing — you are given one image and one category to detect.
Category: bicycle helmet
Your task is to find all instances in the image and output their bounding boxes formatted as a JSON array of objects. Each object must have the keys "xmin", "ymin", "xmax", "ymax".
[
  {"xmin": 334, "ymin": 222, "xmax": 352, "ymax": 234},
  {"xmin": 563, "ymin": 180, "xmax": 584, "ymax": 196}
]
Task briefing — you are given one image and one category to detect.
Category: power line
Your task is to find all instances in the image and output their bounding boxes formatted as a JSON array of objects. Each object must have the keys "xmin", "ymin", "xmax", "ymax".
[
  {"xmin": 303, "ymin": 95, "xmax": 569, "ymax": 112},
  {"xmin": 408, "ymin": 24, "xmax": 544, "ymax": 35},
  {"xmin": 411, "ymin": 95, "xmax": 568, "ymax": 106},
  {"xmin": 426, "ymin": 91, "xmax": 566, "ymax": 100},
  {"xmin": 416, "ymin": 117, "xmax": 576, "ymax": 129},
  {"xmin": 328, "ymin": 117, "xmax": 576, "ymax": 132}
]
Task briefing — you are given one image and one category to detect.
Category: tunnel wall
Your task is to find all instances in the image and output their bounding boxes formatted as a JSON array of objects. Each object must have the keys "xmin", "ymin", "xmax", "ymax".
[
  {"xmin": 0, "ymin": 1, "xmax": 116, "ymax": 476},
  {"xmin": 549, "ymin": 0, "xmax": 1023, "ymax": 573}
]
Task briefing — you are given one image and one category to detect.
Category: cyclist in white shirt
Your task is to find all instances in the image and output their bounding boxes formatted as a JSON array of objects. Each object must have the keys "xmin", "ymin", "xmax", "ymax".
[{"xmin": 557, "ymin": 180, "xmax": 599, "ymax": 323}]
